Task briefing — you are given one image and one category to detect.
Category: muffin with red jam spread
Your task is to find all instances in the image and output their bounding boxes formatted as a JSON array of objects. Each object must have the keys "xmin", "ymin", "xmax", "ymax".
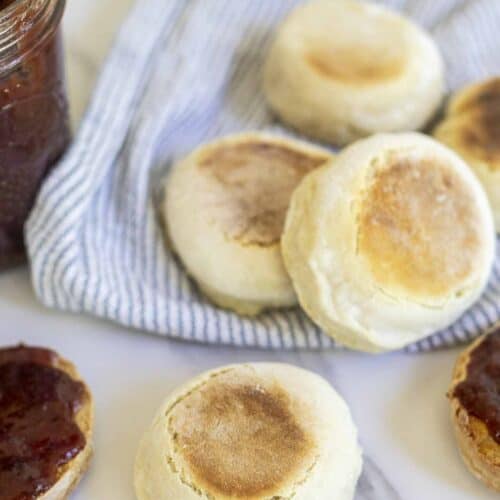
[
  {"xmin": 0, "ymin": 345, "xmax": 93, "ymax": 500},
  {"xmin": 449, "ymin": 330, "xmax": 500, "ymax": 491}
]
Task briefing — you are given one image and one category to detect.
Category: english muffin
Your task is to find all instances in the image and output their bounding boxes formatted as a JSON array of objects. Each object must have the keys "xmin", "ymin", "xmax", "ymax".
[
  {"xmin": 134, "ymin": 363, "xmax": 362, "ymax": 500},
  {"xmin": 163, "ymin": 132, "xmax": 333, "ymax": 315},
  {"xmin": 0, "ymin": 345, "xmax": 93, "ymax": 500},
  {"xmin": 434, "ymin": 77, "xmax": 500, "ymax": 231},
  {"xmin": 263, "ymin": 0, "xmax": 445, "ymax": 146},
  {"xmin": 282, "ymin": 133, "xmax": 495, "ymax": 352},
  {"xmin": 448, "ymin": 329, "xmax": 500, "ymax": 491}
]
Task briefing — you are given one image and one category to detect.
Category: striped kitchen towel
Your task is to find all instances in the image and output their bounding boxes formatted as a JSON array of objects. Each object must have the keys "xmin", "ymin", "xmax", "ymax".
[{"xmin": 26, "ymin": 0, "xmax": 500, "ymax": 351}]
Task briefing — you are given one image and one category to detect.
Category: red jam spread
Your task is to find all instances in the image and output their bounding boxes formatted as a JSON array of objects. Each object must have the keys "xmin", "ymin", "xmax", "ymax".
[
  {"xmin": 453, "ymin": 330, "xmax": 500, "ymax": 444},
  {"xmin": 0, "ymin": 345, "xmax": 86, "ymax": 500},
  {"xmin": 0, "ymin": 5, "xmax": 70, "ymax": 269}
]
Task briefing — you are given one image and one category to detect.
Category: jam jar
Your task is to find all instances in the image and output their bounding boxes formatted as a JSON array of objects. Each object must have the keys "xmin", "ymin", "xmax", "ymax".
[{"xmin": 0, "ymin": 0, "xmax": 70, "ymax": 270}]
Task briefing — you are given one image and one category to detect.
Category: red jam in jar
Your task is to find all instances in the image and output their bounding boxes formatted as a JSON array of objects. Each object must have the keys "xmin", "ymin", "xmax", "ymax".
[{"xmin": 0, "ymin": 0, "xmax": 70, "ymax": 270}]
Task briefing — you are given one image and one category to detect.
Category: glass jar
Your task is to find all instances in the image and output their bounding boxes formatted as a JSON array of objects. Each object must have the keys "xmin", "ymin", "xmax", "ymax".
[{"xmin": 0, "ymin": 0, "xmax": 69, "ymax": 270}]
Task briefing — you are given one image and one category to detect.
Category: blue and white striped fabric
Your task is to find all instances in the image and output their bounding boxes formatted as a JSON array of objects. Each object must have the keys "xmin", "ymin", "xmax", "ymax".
[{"xmin": 26, "ymin": 0, "xmax": 500, "ymax": 351}]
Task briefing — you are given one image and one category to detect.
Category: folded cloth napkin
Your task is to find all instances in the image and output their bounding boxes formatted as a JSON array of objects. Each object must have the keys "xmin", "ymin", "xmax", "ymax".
[{"xmin": 26, "ymin": 0, "xmax": 500, "ymax": 351}]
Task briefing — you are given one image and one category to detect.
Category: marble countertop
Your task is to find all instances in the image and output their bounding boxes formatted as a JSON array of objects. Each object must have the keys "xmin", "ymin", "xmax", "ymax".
[{"xmin": 0, "ymin": 1, "xmax": 496, "ymax": 499}]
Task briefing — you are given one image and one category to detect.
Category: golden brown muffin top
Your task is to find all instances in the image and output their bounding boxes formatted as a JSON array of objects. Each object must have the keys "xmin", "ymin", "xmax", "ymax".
[
  {"xmin": 301, "ymin": 0, "xmax": 408, "ymax": 85},
  {"xmin": 357, "ymin": 155, "xmax": 482, "ymax": 301},
  {"xmin": 199, "ymin": 139, "xmax": 329, "ymax": 247},
  {"xmin": 436, "ymin": 78, "xmax": 500, "ymax": 171},
  {"xmin": 167, "ymin": 367, "xmax": 317, "ymax": 499}
]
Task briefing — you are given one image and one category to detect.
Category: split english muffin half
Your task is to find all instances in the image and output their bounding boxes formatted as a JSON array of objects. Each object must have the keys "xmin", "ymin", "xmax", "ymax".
[
  {"xmin": 41, "ymin": 357, "xmax": 93, "ymax": 500},
  {"xmin": 162, "ymin": 132, "xmax": 333, "ymax": 315},
  {"xmin": 134, "ymin": 363, "xmax": 362, "ymax": 500},
  {"xmin": 0, "ymin": 345, "xmax": 93, "ymax": 500},
  {"xmin": 448, "ymin": 330, "xmax": 500, "ymax": 491},
  {"xmin": 282, "ymin": 133, "xmax": 495, "ymax": 352},
  {"xmin": 434, "ymin": 77, "xmax": 500, "ymax": 231},
  {"xmin": 263, "ymin": 0, "xmax": 445, "ymax": 146}
]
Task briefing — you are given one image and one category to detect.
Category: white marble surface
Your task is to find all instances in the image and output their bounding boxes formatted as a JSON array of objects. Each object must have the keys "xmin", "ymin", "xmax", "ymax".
[{"xmin": 0, "ymin": 1, "xmax": 497, "ymax": 499}]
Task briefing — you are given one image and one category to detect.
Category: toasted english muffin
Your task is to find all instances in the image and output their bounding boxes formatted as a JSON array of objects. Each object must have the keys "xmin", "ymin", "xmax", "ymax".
[
  {"xmin": 163, "ymin": 132, "xmax": 333, "ymax": 315},
  {"xmin": 282, "ymin": 133, "xmax": 495, "ymax": 352},
  {"xmin": 41, "ymin": 354, "xmax": 93, "ymax": 500},
  {"xmin": 263, "ymin": 0, "xmax": 445, "ymax": 146},
  {"xmin": 0, "ymin": 346, "xmax": 93, "ymax": 500},
  {"xmin": 448, "ymin": 331, "xmax": 500, "ymax": 492},
  {"xmin": 134, "ymin": 363, "xmax": 362, "ymax": 500},
  {"xmin": 434, "ymin": 77, "xmax": 500, "ymax": 231}
]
